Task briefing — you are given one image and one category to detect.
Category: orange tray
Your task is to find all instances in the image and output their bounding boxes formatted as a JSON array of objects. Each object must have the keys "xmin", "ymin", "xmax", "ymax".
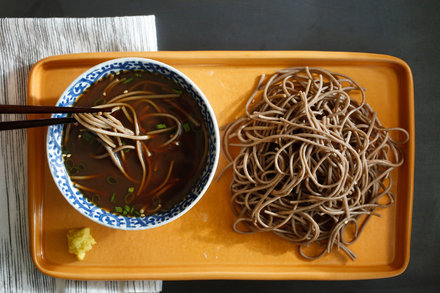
[{"xmin": 27, "ymin": 51, "xmax": 415, "ymax": 280}]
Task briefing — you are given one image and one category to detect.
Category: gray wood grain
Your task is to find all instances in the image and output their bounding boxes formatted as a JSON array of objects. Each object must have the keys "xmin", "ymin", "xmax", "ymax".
[{"xmin": 0, "ymin": 16, "xmax": 161, "ymax": 293}]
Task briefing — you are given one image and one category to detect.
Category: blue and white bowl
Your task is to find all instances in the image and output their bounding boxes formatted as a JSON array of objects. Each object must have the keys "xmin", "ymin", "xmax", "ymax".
[{"xmin": 46, "ymin": 57, "xmax": 220, "ymax": 230}]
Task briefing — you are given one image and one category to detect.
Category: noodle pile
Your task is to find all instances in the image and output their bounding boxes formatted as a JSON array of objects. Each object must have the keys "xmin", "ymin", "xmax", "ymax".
[{"xmin": 222, "ymin": 67, "xmax": 408, "ymax": 260}]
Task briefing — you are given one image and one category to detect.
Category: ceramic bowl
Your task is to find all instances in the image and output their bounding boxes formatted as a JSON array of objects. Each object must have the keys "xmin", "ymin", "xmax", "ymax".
[{"xmin": 46, "ymin": 57, "xmax": 220, "ymax": 230}]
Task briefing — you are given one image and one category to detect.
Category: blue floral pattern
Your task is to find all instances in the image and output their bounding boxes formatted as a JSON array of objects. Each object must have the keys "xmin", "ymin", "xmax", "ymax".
[{"xmin": 46, "ymin": 58, "xmax": 220, "ymax": 230}]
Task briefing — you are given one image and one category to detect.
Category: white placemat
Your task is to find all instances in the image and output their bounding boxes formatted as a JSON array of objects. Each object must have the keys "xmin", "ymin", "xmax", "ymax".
[{"xmin": 0, "ymin": 16, "xmax": 161, "ymax": 293}]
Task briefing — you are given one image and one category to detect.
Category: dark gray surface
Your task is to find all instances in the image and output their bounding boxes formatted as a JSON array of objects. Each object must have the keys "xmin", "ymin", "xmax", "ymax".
[{"xmin": 2, "ymin": 0, "xmax": 439, "ymax": 292}]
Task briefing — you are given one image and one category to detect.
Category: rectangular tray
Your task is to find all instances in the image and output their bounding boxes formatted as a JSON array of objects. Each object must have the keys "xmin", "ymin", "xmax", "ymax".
[{"xmin": 27, "ymin": 51, "xmax": 415, "ymax": 280}]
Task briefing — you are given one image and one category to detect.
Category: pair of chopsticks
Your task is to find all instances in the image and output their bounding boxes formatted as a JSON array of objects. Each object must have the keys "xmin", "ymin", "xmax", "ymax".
[{"xmin": 0, "ymin": 105, "xmax": 112, "ymax": 131}]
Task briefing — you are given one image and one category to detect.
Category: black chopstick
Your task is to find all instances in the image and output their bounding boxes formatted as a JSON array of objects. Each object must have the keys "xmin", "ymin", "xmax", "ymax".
[
  {"xmin": 0, "ymin": 104, "xmax": 113, "ymax": 131},
  {"xmin": 0, "ymin": 104, "xmax": 112, "ymax": 114},
  {"xmin": 0, "ymin": 117, "xmax": 77, "ymax": 131}
]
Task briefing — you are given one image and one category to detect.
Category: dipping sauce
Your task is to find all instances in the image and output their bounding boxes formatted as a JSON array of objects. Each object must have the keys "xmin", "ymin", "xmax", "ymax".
[{"xmin": 62, "ymin": 70, "xmax": 208, "ymax": 217}]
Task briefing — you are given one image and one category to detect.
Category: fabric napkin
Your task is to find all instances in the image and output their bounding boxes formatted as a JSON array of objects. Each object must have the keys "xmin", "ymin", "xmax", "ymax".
[{"xmin": 0, "ymin": 16, "xmax": 161, "ymax": 293}]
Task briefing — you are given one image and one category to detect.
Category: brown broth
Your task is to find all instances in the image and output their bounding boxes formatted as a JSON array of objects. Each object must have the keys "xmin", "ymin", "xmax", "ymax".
[{"xmin": 62, "ymin": 71, "xmax": 208, "ymax": 217}]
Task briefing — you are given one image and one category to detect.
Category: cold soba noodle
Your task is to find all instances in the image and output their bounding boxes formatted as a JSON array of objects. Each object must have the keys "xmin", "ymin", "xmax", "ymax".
[
  {"xmin": 222, "ymin": 67, "xmax": 408, "ymax": 260},
  {"xmin": 62, "ymin": 71, "xmax": 208, "ymax": 217}
]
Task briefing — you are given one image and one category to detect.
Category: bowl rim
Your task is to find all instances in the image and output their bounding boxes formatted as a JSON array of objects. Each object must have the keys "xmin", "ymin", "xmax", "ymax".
[{"xmin": 46, "ymin": 57, "xmax": 220, "ymax": 230}]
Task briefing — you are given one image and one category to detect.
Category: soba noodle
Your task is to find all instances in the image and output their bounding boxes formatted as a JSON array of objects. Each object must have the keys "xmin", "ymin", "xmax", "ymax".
[
  {"xmin": 222, "ymin": 67, "xmax": 408, "ymax": 260},
  {"xmin": 72, "ymin": 99, "xmax": 180, "ymax": 196}
]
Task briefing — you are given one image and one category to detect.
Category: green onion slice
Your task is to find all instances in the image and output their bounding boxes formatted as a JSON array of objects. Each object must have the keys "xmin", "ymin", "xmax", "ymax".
[
  {"xmin": 65, "ymin": 158, "xmax": 74, "ymax": 168},
  {"xmin": 82, "ymin": 131, "xmax": 93, "ymax": 142},
  {"xmin": 68, "ymin": 166, "xmax": 79, "ymax": 175},
  {"xmin": 93, "ymin": 98, "xmax": 106, "ymax": 106},
  {"xmin": 156, "ymin": 123, "xmax": 167, "ymax": 130},
  {"xmin": 183, "ymin": 122, "xmax": 190, "ymax": 132},
  {"xmin": 106, "ymin": 176, "xmax": 118, "ymax": 185},
  {"xmin": 91, "ymin": 194, "xmax": 101, "ymax": 204},
  {"xmin": 123, "ymin": 77, "xmax": 134, "ymax": 84},
  {"xmin": 124, "ymin": 193, "xmax": 135, "ymax": 204}
]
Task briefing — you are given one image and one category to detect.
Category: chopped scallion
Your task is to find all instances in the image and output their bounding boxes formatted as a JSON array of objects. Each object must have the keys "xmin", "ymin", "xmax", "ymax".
[
  {"xmin": 135, "ymin": 73, "xmax": 142, "ymax": 78},
  {"xmin": 128, "ymin": 187, "xmax": 135, "ymax": 193},
  {"xmin": 106, "ymin": 176, "xmax": 118, "ymax": 185},
  {"xmin": 121, "ymin": 141, "xmax": 131, "ymax": 153},
  {"xmin": 156, "ymin": 123, "xmax": 167, "ymax": 129},
  {"xmin": 91, "ymin": 194, "xmax": 101, "ymax": 204},
  {"xmin": 65, "ymin": 158, "xmax": 74, "ymax": 168},
  {"xmin": 172, "ymin": 89, "xmax": 183, "ymax": 94},
  {"xmin": 82, "ymin": 131, "xmax": 93, "ymax": 142},
  {"xmin": 68, "ymin": 166, "xmax": 79, "ymax": 175},
  {"xmin": 183, "ymin": 122, "xmax": 190, "ymax": 132},
  {"xmin": 93, "ymin": 98, "xmax": 106, "ymax": 106},
  {"xmin": 124, "ymin": 192, "xmax": 135, "ymax": 204},
  {"xmin": 115, "ymin": 206, "xmax": 122, "ymax": 213},
  {"xmin": 152, "ymin": 196, "xmax": 161, "ymax": 205},
  {"xmin": 110, "ymin": 192, "xmax": 116, "ymax": 203},
  {"xmin": 123, "ymin": 77, "xmax": 134, "ymax": 84}
]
